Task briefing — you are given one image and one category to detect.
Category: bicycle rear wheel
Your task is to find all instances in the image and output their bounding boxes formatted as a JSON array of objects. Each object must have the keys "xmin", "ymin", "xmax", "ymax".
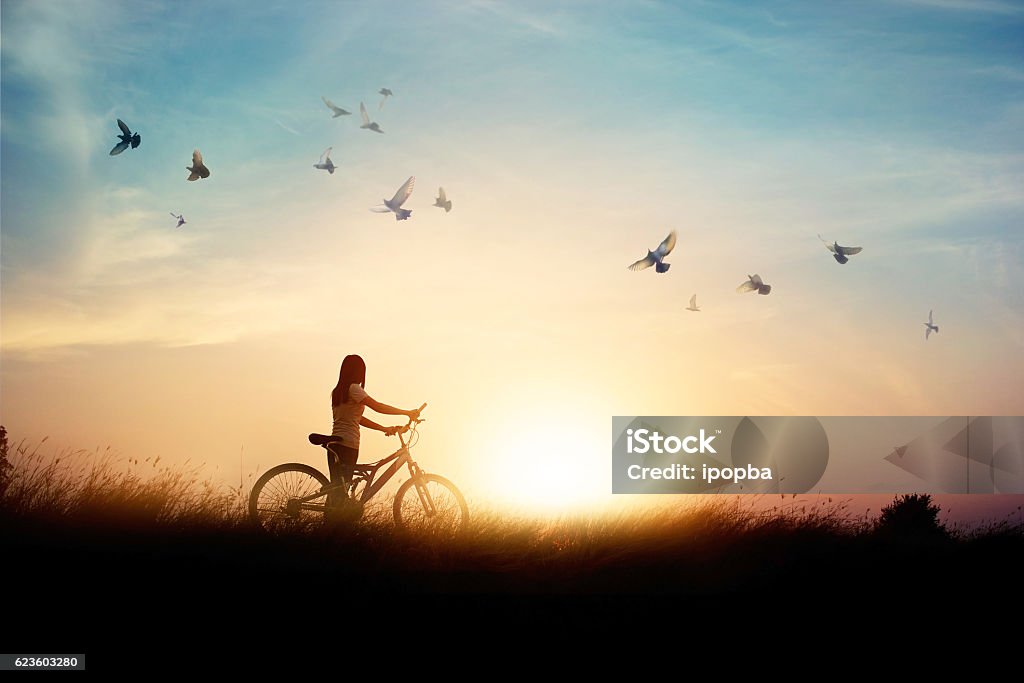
[
  {"xmin": 249, "ymin": 463, "xmax": 330, "ymax": 533},
  {"xmin": 393, "ymin": 474, "xmax": 469, "ymax": 536}
]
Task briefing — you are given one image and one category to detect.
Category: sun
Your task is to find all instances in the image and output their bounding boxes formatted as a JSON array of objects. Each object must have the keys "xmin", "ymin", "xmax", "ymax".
[{"xmin": 483, "ymin": 414, "xmax": 609, "ymax": 512}]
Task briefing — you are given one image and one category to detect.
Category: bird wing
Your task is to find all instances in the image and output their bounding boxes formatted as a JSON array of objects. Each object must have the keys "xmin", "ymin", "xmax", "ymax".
[
  {"xmin": 389, "ymin": 176, "xmax": 415, "ymax": 207},
  {"xmin": 193, "ymin": 149, "xmax": 203, "ymax": 166},
  {"xmin": 654, "ymin": 230, "xmax": 677, "ymax": 258},
  {"xmin": 198, "ymin": 164, "xmax": 210, "ymax": 178},
  {"xmin": 628, "ymin": 254, "xmax": 655, "ymax": 271},
  {"xmin": 109, "ymin": 141, "xmax": 129, "ymax": 155},
  {"xmin": 736, "ymin": 279, "xmax": 757, "ymax": 293},
  {"xmin": 689, "ymin": 294, "xmax": 697, "ymax": 308},
  {"xmin": 926, "ymin": 326, "xmax": 932, "ymax": 340},
  {"xmin": 319, "ymin": 147, "xmax": 332, "ymax": 164},
  {"xmin": 750, "ymin": 274, "xmax": 764, "ymax": 287},
  {"xmin": 117, "ymin": 119, "xmax": 131, "ymax": 136},
  {"xmin": 437, "ymin": 187, "xmax": 446, "ymax": 202},
  {"xmin": 818, "ymin": 233, "xmax": 837, "ymax": 253},
  {"xmin": 187, "ymin": 171, "xmax": 199, "ymax": 181},
  {"xmin": 369, "ymin": 207, "xmax": 393, "ymax": 213},
  {"xmin": 837, "ymin": 245, "xmax": 862, "ymax": 256},
  {"xmin": 928, "ymin": 310, "xmax": 933, "ymax": 325},
  {"xmin": 360, "ymin": 102, "xmax": 370, "ymax": 125},
  {"xmin": 170, "ymin": 212, "xmax": 179, "ymax": 218}
]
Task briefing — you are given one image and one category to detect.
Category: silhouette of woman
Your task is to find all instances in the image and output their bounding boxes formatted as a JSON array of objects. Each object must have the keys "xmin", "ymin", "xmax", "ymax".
[{"xmin": 326, "ymin": 355, "xmax": 422, "ymax": 509}]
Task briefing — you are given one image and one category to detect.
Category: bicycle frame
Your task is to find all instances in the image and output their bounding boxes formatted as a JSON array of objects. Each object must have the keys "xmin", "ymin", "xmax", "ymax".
[{"xmin": 293, "ymin": 427, "xmax": 423, "ymax": 512}]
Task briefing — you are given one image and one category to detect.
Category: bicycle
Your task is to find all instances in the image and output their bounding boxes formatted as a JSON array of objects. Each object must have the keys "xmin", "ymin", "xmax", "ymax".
[{"xmin": 248, "ymin": 410, "xmax": 469, "ymax": 535}]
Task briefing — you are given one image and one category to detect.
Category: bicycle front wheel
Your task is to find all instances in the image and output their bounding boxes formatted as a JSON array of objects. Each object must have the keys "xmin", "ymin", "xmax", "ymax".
[
  {"xmin": 393, "ymin": 474, "xmax": 469, "ymax": 536},
  {"xmin": 249, "ymin": 463, "xmax": 330, "ymax": 533}
]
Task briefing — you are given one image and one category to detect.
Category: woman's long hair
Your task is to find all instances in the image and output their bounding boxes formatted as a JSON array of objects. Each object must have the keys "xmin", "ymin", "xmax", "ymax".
[{"xmin": 331, "ymin": 355, "xmax": 366, "ymax": 406}]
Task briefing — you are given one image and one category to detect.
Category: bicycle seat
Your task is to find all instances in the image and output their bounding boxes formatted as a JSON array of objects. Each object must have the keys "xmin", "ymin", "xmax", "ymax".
[{"xmin": 309, "ymin": 433, "xmax": 344, "ymax": 447}]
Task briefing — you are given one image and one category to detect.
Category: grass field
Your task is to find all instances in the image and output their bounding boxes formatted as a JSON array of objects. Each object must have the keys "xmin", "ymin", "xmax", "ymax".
[{"xmin": 3, "ymin": 430, "xmax": 1022, "ymax": 660}]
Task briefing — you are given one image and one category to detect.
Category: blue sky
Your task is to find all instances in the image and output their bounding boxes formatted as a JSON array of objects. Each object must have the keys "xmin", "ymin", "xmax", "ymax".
[{"xmin": 2, "ymin": 0, "xmax": 1023, "ymax": 508}]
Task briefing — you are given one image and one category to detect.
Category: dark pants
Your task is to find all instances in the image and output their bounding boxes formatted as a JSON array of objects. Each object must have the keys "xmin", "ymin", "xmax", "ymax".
[{"xmin": 326, "ymin": 443, "xmax": 359, "ymax": 508}]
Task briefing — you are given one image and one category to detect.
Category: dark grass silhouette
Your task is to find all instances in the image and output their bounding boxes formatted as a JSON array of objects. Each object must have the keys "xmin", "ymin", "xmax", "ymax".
[{"xmin": 3, "ymin": 432, "xmax": 1022, "ymax": 661}]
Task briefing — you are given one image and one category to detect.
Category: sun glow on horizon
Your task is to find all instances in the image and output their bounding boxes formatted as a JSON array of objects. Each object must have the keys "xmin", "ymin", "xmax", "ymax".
[{"xmin": 482, "ymin": 414, "xmax": 609, "ymax": 512}]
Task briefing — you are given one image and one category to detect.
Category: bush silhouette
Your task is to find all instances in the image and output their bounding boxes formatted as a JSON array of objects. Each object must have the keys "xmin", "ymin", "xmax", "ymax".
[{"xmin": 875, "ymin": 493, "xmax": 949, "ymax": 539}]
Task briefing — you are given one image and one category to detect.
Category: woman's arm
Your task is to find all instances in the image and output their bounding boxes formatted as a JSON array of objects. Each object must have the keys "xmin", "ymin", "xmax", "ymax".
[
  {"xmin": 363, "ymin": 396, "xmax": 419, "ymax": 418},
  {"xmin": 360, "ymin": 416, "xmax": 398, "ymax": 435}
]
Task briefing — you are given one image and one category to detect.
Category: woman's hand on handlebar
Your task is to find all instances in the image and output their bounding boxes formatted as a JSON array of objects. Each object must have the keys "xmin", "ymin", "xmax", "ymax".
[{"xmin": 405, "ymin": 402, "xmax": 427, "ymax": 421}]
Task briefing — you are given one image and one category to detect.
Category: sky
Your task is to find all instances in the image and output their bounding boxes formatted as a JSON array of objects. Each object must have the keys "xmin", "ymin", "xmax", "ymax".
[{"xmin": 2, "ymin": 0, "xmax": 1023, "ymax": 515}]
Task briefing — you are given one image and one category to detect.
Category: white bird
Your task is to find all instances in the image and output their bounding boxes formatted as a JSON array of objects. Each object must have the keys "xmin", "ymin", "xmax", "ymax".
[
  {"xmin": 628, "ymin": 231, "xmax": 677, "ymax": 273},
  {"xmin": 313, "ymin": 147, "xmax": 336, "ymax": 174},
  {"xmin": 169, "ymin": 212, "xmax": 186, "ymax": 228},
  {"xmin": 321, "ymin": 96, "xmax": 351, "ymax": 118},
  {"xmin": 434, "ymin": 187, "xmax": 452, "ymax": 212},
  {"xmin": 378, "ymin": 88, "xmax": 393, "ymax": 110},
  {"xmin": 686, "ymin": 294, "xmax": 700, "ymax": 312},
  {"xmin": 370, "ymin": 176, "xmax": 415, "ymax": 220},
  {"xmin": 359, "ymin": 102, "xmax": 383, "ymax": 134},
  {"xmin": 818, "ymin": 234, "xmax": 863, "ymax": 265},
  {"xmin": 924, "ymin": 310, "xmax": 939, "ymax": 340},
  {"xmin": 186, "ymin": 149, "xmax": 210, "ymax": 181},
  {"xmin": 737, "ymin": 274, "xmax": 771, "ymax": 295}
]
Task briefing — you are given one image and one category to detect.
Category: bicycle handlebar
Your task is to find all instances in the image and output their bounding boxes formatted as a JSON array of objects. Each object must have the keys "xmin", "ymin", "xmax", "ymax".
[{"xmin": 397, "ymin": 403, "xmax": 428, "ymax": 435}]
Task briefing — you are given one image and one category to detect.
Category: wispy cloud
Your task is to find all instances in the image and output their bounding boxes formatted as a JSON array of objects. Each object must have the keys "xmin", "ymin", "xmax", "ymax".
[{"xmin": 463, "ymin": 0, "xmax": 566, "ymax": 38}]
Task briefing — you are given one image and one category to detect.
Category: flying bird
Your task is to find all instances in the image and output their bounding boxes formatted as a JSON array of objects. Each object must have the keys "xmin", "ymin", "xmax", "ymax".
[
  {"xmin": 686, "ymin": 294, "xmax": 700, "ymax": 312},
  {"xmin": 628, "ymin": 230, "xmax": 677, "ymax": 273},
  {"xmin": 186, "ymin": 149, "xmax": 210, "ymax": 181},
  {"xmin": 818, "ymin": 234, "xmax": 863, "ymax": 264},
  {"xmin": 370, "ymin": 176, "xmax": 415, "ymax": 220},
  {"xmin": 313, "ymin": 147, "xmax": 336, "ymax": 174},
  {"xmin": 924, "ymin": 310, "xmax": 939, "ymax": 340},
  {"xmin": 378, "ymin": 88, "xmax": 393, "ymax": 110},
  {"xmin": 109, "ymin": 119, "xmax": 141, "ymax": 155},
  {"xmin": 434, "ymin": 187, "xmax": 452, "ymax": 213},
  {"xmin": 321, "ymin": 96, "xmax": 351, "ymax": 118},
  {"xmin": 737, "ymin": 274, "xmax": 772, "ymax": 295},
  {"xmin": 359, "ymin": 102, "xmax": 383, "ymax": 133},
  {"xmin": 169, "ymin": 212, "xmax": 186, "ymax": 228}
]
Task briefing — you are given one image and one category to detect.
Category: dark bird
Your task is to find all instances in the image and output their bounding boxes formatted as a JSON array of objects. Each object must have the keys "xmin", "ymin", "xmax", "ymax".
[
  {"xmin": 109, "ymin": 118, "xmax": 141, "ymax": 155},
  {"xmin": 170, "ymin": 212, "xmax": 186, "ymax": 228},
  {"xmin": 737, "ymin": 274, "xmax": 772, "ymax": 295},
  {"xmin": 186, "ymin": 149, "xmax": 210, "ymax": 181},
  {"xmin": 818, "ymin": 234, "xmax": 863, "ymax": 264},
  {"xmin": 313, "ymin": 147, "xmax": 336, "ymax": 174},
  {"xmin": 378, "ymin": 88, "xmax": 393, "ymax": 110},
  {"xmin": 370, "ymin": 176, "xmax": 415, "ymax": 220},
  {"xmin": 628, "ymin": 230, "xmax": 677, "ymax": 273}
]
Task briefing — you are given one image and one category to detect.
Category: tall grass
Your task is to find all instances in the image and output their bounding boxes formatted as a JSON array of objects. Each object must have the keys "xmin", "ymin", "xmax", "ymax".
[
  {"xmin": 2, "ymin": 431, "xmax": 1021, "ymax": 581},
  {"xmin": 0, "ymin": 434, "xmax": 249, "ymax": 528}
]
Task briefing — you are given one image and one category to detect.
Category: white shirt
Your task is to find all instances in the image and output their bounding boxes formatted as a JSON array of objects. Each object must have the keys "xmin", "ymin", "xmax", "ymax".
[{"xmin": 331, "ymin": 383, "xmax": 370, "ymax": 449}]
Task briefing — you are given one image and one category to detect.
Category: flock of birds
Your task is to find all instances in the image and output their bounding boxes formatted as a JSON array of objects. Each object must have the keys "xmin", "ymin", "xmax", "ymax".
[
  {"xmin": 109, "ymin": 91, "xmax": 939, "ymax": 341},
  {"xmin": 628, "ymin": 229, "xmax": 939, "ymax": 339},
  {"xmin": 107, "ymin": 86, "xmax": 453, "ymax": 236}
]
